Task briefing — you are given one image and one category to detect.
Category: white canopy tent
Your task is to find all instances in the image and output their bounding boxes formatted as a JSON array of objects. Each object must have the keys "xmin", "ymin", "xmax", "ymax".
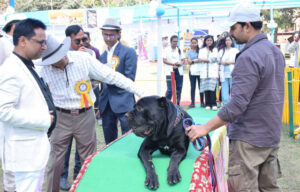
[{"xmin": 154, "ymin": 0, "xmax": 300, "ymax": 95}]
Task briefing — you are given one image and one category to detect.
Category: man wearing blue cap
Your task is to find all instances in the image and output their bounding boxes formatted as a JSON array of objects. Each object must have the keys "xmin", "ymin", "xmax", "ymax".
[{"xmin": 186, "ymin": 2, "xmax": 284, "ymax": 191}]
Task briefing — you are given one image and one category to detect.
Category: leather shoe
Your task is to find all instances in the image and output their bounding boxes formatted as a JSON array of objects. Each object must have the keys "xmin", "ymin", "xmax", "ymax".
[
  {"xmin": 60, "ymin": 177, "xmax": 71, "ymax": 191},
  {"xmin": 188, "ymin": 103, "xmax": 195, "ymax": 108}
]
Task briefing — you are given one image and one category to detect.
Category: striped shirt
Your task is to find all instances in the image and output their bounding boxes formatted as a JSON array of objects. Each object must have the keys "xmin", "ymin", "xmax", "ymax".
[{"xmin": 37, "ymin": 51, "xmax": 144, "ymax": 109}]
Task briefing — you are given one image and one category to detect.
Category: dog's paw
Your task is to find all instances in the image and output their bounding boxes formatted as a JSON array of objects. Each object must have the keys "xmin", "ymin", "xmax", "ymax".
[
  {"xmin": 145, "ymin": 172, "xmax": 159, "ymax": 190},
  {"xmin": 167, "ymin": 169, "xmax": 182, "ymax": 185}
]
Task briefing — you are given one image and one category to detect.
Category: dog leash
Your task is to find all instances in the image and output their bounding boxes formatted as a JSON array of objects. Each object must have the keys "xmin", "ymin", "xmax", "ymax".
[{"xmin": 183, "ymin": 118, "xmax": 217, "ymax": 192}]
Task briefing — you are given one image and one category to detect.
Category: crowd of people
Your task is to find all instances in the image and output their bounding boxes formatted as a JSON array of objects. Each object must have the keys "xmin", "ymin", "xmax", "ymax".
[
  {"xmin": 0, "ymin": 1, "xmax": 299, "ymax": 192},
  {"xmin": 163, "ymin": 32, "xmax": 240, "ymax": 110},
  {"xmin": 0, "ymin": 16, "xmax": 144, "ymax": 192}
]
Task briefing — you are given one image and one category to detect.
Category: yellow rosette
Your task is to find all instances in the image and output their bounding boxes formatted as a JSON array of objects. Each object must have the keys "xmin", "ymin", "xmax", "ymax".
[
  {"xmin": 111, "ymin": 56, "xmax": 120, "ymax": 70},
  {"xmin": 75, "ymin": 81, "xmax": 93, "ymax": 108}
]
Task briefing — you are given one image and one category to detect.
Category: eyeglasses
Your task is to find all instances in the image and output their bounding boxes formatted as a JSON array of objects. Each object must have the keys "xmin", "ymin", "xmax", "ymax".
[
  {"xmin": 73, "ymin": 37, "xmax": 88, "ymax": 45},
  {"xmin": 103, "ymin": 34, "xmax": 116, "ymax": 39},
  {"xmin": 31, "ymin": 38, "xmax": 47, "ymax": 47}
]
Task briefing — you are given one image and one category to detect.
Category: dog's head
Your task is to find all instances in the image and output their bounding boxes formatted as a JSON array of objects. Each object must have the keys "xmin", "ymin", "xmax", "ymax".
[{"xmin": 125, "ymin": 96, "xmax": 173, "ymax": 138}]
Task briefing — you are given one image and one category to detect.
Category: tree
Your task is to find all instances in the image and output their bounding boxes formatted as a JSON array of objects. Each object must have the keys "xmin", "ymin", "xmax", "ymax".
[
  {"xmin": 261, "ymin": 8, "xmax": 297, "ymax": 43},
  {"xmin": 13, "ymin": 0, "xmax": 151, "ymax": 12}
]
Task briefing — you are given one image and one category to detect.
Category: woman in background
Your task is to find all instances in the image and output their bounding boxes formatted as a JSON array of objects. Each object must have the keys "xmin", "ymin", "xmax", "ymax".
[
  {"xmin": 218, "ymin": 35, "xmax": 239, "ymax": 105},
  {"xmin": 187, "ymin": 37, "xmax": 204, "ymax": 108},
  {"xmin": 195, "ymin": 35, "xmax": 218, "ymax": 110}
]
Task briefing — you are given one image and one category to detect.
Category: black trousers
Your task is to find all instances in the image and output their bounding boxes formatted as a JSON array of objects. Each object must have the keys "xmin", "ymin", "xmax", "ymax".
[{"xmin": 204, "ymin": 90, "xmax": 217, "ymax": 107}]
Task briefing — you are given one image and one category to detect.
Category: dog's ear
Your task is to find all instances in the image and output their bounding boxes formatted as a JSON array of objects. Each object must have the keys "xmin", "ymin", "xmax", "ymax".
[{"xmin": 157, "ymin": 97, "xmax": 168, "ymax": 108}]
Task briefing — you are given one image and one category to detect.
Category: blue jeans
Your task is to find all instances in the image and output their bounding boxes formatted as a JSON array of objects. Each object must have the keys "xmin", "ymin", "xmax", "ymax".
[
  {"xmin": 61, "ymin": 138, "xmax": 81, "ymax": 179},
  {"xmin": 102, "ymin": 102, "xmax": 130, "ymax": 144},
  {"xmin": 166, "ymin": 69, "xmax": 183, "ymax": 105},
  {"xmin": 221, "ymin": 78, "xmax": 232, "ymax": 105},
  {"xmin": 189, "ymin": 72, "xmax": 204, "ymax": 105}
]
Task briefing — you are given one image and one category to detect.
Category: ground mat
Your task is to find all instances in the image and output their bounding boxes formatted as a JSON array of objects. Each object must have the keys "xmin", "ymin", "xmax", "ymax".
[{"xmin": 72, "ymin": 105, "xmax": 218, "ymax": 192}]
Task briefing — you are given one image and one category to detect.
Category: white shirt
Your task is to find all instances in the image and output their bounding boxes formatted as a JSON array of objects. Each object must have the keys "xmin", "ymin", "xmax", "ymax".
[
  {"xmin": 218, "ymin": 47, "xmax": 239, "ymax": 81},
  {"xmin": 286, "ymin": 41, "xmax": 300, "ymax": 68},
  {"xmin": 198, "ymin": 47, "xmax": 218, "ymax": 78},
  {"xmin": 163, "ymin": 46, "xmax": 183, "ymax": 75},
  {"xmin": 0, "ymin": 34, "xmax": 13, "ymax": 161},
  {"xmin": 0, "ymin": 34, "xmax": 14, "ymax": 65},
  {"xmin": 37, "ymin": 51, "xmax": 144, "ymax": 109},
  {"xmin": 106, "ymin": 41, "xmax": 119, "ymax": 67}
]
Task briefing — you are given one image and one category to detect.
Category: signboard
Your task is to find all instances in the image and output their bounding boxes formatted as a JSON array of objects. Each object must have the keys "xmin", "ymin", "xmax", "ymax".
[
  {"xmin": 87, "ymin": 10, "xmax": 97, "ymax": 28},
  {"xmin": 50, "ymin": 10, "xmax": 84, "ymax": 25}
]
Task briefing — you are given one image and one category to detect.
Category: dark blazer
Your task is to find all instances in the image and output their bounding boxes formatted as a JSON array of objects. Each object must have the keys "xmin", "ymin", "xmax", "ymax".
[{"xmin": 99, "ymin": 42, "xmax": 137, "ymax": 114}]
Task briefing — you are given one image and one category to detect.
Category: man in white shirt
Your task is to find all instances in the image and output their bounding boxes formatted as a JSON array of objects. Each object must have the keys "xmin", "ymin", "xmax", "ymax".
[
  {"xmin": 36, "ymin": 35, "xmax": 144, "ymax": 192},
  {"xmin": 59, "ymin": 24, "xmax": 94, "ymax": 190},
  {"xmin": 286, "ymin": 31, "xmax": 300, "ymax": 68},
  {"xmin": 0, "ymin": 14, "xmax": 27, "ymax": 192},
  {"xmin": 163, "ymin": 35, "xmax": 184, "ymax": 105},
  {"xmin": 0, "ymin": 18, "xmax": 54, "ymax": 192}
]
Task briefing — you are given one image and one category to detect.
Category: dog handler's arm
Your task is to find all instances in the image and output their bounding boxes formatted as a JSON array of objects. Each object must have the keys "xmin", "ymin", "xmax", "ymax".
[
  {"xmin": 185, "ymin": 116, "xmax": 227, "ymax": 142},
  {"xmin": 88, "ymin": 56, "xmax": 146, "ymax": 98}
]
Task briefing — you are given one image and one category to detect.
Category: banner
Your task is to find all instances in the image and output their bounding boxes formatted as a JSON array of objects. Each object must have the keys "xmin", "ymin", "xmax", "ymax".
[
  {"xmin": 87, "ymin": 10, "xmax": 97, "ymax": 28},
  {"xmin": 119, "ymin": 8, "xmax": 134, "ymax": 25},
  {"xmin": 49, "ymin": 10, "xmax": 84, "ymax": 25},
  {"xmin": 138, "ymin": 35, "xmax": 148, "ymax": 60},
  {"xmin": 96, "ymin": 8, "xmax": 109, "ymax": 28}
]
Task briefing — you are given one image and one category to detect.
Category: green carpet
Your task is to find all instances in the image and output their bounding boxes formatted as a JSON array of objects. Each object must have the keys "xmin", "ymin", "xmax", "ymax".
[{"xmin": 75, "ymin": 106, "xmax": 218, "ymax": 192}]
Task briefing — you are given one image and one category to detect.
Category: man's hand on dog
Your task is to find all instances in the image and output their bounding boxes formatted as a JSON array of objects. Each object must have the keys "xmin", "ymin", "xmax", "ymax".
[
  {"xmin": 185, "ymin": 124, "xmax": 209, "ymax": 142},
  {"xmin": 185, "ymin": 116, "xmax": 227, "ymax": 142}
]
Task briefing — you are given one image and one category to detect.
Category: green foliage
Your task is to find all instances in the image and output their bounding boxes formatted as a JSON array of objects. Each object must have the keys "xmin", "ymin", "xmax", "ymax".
[
  {"xmin": 261, "ymin": 8, "xmax": 295, "ymax": 32},
  {"xmin": 261, "ymin": 8, "xmax": 296, "ymax": 42},
  {"xmin": 13, "ymin": 0, "xmax": 151, "ymax": 12}
]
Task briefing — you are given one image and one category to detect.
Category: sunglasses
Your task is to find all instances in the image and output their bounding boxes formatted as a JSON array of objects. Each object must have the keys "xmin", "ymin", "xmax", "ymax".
[
  {"xmin": 103, "ymin": 34, "xmax": 116, "ymax": 39},
  {"xmin": 73, "ymin": 37, "xmax": 88, "ymax": 45},
  {"xmin": 31, "ymin": 38, "xmax": 47, "ymax": 47}
]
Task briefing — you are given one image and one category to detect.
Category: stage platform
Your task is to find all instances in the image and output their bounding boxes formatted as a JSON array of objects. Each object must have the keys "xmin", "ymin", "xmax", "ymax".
[{"xmin": 71, "ymin": 105, "xmax": 223, "ymax": 192}]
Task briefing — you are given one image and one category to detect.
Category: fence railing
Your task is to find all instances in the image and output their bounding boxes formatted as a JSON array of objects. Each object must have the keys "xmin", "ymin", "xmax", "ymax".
[{"xmin": 282, "ymin": 68, "xmax": 300, "ymax": 138}]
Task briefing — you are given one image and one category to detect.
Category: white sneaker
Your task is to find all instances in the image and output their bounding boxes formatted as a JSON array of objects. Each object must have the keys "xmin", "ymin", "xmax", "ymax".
[
  {"xmin": 97, "ymin": 119, "xmax": 102, "ymax": 125},
  {"xmin": 212, "ymin": 106, "xmax": 218, "ymax": 111},
  {"xmin": 205, "ymin": 106, "xmax": 211, "ymax": 110}
]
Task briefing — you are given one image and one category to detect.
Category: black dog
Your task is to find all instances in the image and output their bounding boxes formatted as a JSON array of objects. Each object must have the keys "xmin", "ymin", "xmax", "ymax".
[{"xmin": 125, "ymin": 96, "xmax": 191, "ymax": 190}]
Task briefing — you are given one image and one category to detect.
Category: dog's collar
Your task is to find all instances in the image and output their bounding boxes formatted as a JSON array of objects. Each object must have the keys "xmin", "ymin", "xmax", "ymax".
[{"xmin": 173, "ymin": 105, "xmax": 184, "ymax": 127}]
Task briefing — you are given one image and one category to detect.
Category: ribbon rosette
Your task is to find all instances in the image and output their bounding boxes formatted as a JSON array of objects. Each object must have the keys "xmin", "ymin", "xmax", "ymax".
[
  {"xmin": 111, "ymin": 56, "xmax": 120, "ymax": 70},
  {"xmin": 75, "ymin": 81, "xmax": 93, "ymax": 108}
]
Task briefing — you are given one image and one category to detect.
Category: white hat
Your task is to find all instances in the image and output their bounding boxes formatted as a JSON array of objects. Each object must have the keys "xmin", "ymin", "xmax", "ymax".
[
  {"xmin": 100, "ymin": 18, "xmax": 121, "ymax": 31},
  {"xmin": 36, "ymin": 35, "xmax": 71, "ymax": 66},
  {"xmin": 3, "ymin": 13, "xmax": 27, "ymax": 32},
  {"xmin": 225, "ymin": 2, "xmax": 261, "ymax": 27}
]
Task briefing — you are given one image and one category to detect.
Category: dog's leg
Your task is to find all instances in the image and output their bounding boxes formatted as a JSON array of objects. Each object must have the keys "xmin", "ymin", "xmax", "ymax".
[
  {"xmin": 167, "ymin": 147, "xmax": 187, "ymax": 185},
  {"xmin": 138, "ymin": 139, "xmax": 159, "ymax": 190}
]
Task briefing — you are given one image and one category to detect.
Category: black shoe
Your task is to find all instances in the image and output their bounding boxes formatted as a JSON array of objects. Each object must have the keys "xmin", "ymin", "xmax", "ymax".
[
  {"xmin": 201, "ymin": 103, "xmax": 205, "ymax": 108},
  {"xmin": 188, "ymin": 104, "xmax": 195, "ymax": 108},
  {"xmin": 60, "ymin": 177, "xmax": 71, "ymax": 191}
]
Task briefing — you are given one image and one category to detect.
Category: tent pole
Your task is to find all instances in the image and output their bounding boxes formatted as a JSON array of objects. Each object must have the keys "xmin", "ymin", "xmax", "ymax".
[
  {"xmin": 157, "ymin": 0, "xmax": 163, "ymax": 96},
  {"xmin": 177, "ymin": 8, "xmax": 180, "ymax": 47},
  {"xmin": 270, "ymin": 1, "xmax": 274, "ymax": 43}
]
